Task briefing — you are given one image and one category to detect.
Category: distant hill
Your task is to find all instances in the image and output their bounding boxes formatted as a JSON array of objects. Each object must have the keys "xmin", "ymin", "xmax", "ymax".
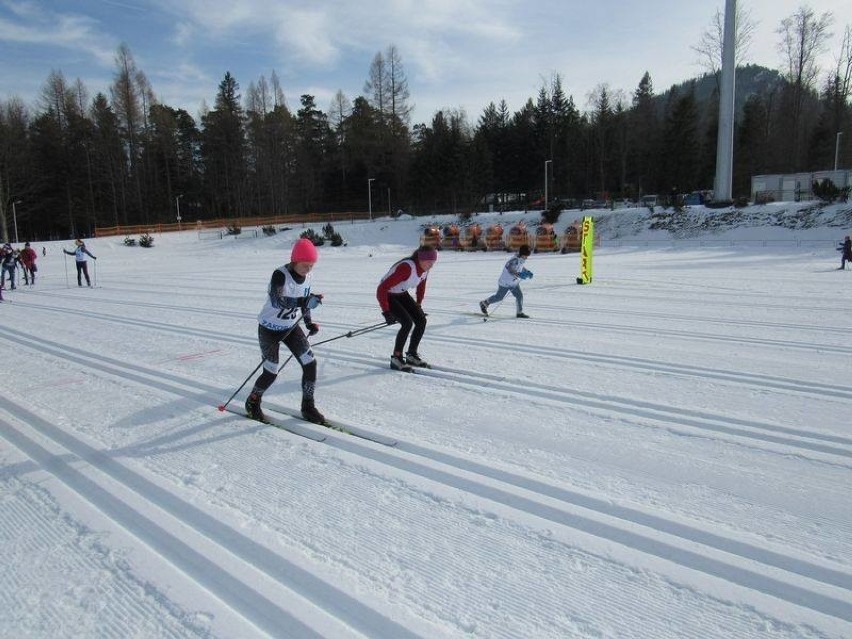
[{"xmin": 656, "ymin": 64, "xmax": 786, "ymax": 118}]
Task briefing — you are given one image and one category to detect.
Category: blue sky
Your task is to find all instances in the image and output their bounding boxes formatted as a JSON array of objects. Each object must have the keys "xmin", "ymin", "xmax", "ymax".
[{"xmin": 0, "ymin": 0, "xmax": 848, "ymax": 126}]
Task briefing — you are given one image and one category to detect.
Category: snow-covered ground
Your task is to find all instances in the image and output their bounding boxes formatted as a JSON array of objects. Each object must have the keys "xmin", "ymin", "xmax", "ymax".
[{"xmin": 1, "ymin": 204, "xmax": 851, "ymax": 638}]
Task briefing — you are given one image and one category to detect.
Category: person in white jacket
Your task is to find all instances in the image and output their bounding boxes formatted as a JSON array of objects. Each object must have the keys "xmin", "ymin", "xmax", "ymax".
[
  {"xmin": 63, "ymin": 239, "xmax": 97, "ymax": 287},
  {"xmin": 479, "ymin": 244, "xmax": 533, "ymax": 318},
  {"xmin": 245, "ymin": 238, "xmax": 325, "ymax": 424}
]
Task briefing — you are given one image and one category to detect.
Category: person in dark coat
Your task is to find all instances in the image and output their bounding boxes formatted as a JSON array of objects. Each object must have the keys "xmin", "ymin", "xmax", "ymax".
[
  {"xmin": 840, "ymin": 235, "xmax": 852, "ymax": 270},
  {"xmin": 1, "ymin": 243, "xmax": 16, "ymax": 290}
]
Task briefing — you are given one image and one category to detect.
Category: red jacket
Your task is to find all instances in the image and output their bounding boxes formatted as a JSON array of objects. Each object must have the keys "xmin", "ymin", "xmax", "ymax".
[
  {"xmin": 20, "ymin": 247, "xmax": 37, "ymax": 267},
  {"xmin": 376, "ymin": 259, "xmax": 428, "ymax": 312}
]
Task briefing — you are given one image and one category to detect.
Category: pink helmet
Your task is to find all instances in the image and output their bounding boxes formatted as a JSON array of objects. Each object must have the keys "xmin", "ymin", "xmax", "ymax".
[{"xmin": 291, "ymin": 238, "xmax": 318, "ymax": 264}]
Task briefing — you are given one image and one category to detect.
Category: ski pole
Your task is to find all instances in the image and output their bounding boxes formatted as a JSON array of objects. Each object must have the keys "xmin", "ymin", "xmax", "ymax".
[
  {"xmin": 63, "ymin": 252, "xmax": 69, "ymax": 288},
  {"xmin": 276, "ymin": 321, "xmax": 389, "ymax": 373},
  {"xmin": 217, "ymin": 312, "xmax": 304, "ymax": 412},
  {"xmin": 93, "ymin": 258, "xmax": 98, "ymax": 288}
]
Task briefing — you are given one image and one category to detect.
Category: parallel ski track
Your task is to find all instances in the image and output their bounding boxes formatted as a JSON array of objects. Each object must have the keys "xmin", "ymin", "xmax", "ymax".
[
  {"xmin": 19, "ymin": 290, "xmax": 852, "ymax": 354},
  {"xmin": 11, "ymin": 298, "xmax": 852, "ymax": 403},
  {"xmin": 2, "ymin": 307, "xmax": 851, "ymax": 461},
  {"xmin": 330, "ymin": 351, "xmax": 852, "ymax": 463},
  {"xmin": 2, "ymin": 325, "xmax": 852, "ymax": 625},
  {"xmin": 0, "ymin": 396, "xmax": 421, "ymax": 639}
]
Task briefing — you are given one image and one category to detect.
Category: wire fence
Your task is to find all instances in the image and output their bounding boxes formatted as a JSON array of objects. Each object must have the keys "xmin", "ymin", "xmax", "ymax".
[{"xmin": 599, "ymin": 239, "xmax": 839, "ymax": 248}]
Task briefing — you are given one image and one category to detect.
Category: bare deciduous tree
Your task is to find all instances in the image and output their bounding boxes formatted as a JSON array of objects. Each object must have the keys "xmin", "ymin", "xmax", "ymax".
[
  {"xmin": 835, "ymin": 25, "xmax": 852, "ymax": 103},
  {"xmin": 776, "ymin": 6, "xmax": 833, "ymax": 168},
  {"xmin": 777, "ymin": 6, "xmax": 833, "ymax": 91},
  {"xmin": 693, "ymin": 4, "xmax": 756, "ymax": 76}
]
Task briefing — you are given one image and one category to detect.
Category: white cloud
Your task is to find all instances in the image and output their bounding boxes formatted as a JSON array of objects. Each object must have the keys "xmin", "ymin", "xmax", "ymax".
[
  {"xmin": 273, "ymin": 8, "xmax": 338, "ymax": 66},
  {"xmin": 2, "ymin": 0, "xmax": 850, "ymax": 125},
  {"xmin": 0, "ymin": 1, "xmax": 118, "ymax": 68}
]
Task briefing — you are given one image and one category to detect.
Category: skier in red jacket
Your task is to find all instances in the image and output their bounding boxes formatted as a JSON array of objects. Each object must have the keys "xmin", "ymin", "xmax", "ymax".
[
  {"xmin": 376, "ymin": 246, "xmax": 437, "ymax": 371},
  {"xmin": 19, "ymin": 242, "xmax": 37, "ymax": 285}
]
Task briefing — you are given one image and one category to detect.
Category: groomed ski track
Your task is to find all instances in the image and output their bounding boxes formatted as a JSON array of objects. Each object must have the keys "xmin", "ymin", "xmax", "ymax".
[{"xmin": 1, "ymin": 239, "xmax": 851, "ymax": 638}]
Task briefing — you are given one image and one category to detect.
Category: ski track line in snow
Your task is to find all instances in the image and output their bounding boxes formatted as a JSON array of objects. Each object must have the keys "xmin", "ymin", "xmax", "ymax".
[
  {"xmin": 3, "ymin": 321, "xmax": 852, "ymax": 466},
  {"xmin": 3, "ymin": 330, "xmax": 852, "ymax": 624},
  {"xmin": 11, "ymin": 297, "xmax": 852, "ymax": 410},
  {"xmin": 325, "ymin": 351, "xmax": 852, "ymax": 465},
  {"xmin": 16, "ymin": 289, "xmax": 852, "ymax": 360},
  {"xmin": 0, "ymin": 398, "xmax": 426, "ymax": 639},
  {"xmin": 22, "ymin": 288, "xmax": 254, "ymax": 322},
  {"xmin": 425, "ymin": 330, "xmax": 852, "ymax": 404},
  {"xmin": 0, "ymin": 473, "xmax": 213, "ymax": 639},
  {"xmin": 438, "ymin": 308, "xmax": 852, "ymax": 355},
  {"xmin": 427, "ymin": 292, "xmax": 852, "ymax": 337}
]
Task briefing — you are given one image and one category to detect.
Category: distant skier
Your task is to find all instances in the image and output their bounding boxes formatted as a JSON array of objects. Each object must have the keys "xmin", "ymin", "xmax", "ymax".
[
  {"xmin": 479, "ymin": 244, "xmax": 533, "ymax": 318},
  {"xmin": 0, "ymin": 244, "xmax": 16, "ymax": 290},
  {"xmin": 245, "ymin": 238, "xmax": 326, "ymax": 424},
  {"xmin": 63, "ymin": 239, "xmax": 97, "ymax": 287},
  {"xmin": 19, "ymin": 242, "xmax": 37, "ymax": 285},
  {"xmin": 376, "ymin": 246, "xmax": 438, "ymax": 371},
  {"xmin": 840, "ymin": 235, "xmax": 851, "ymax": 270}
]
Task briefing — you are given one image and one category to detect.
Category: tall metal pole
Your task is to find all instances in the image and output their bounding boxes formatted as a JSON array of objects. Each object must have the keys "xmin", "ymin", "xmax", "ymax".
[
  {"xmin": 835, "ymin": 132, "xmax": 844, "ymax": 171},
  {"xmin": 368, "ymin": 178, "xmax": 375, "ymax": 220},
  {"xmin": 544, "ymin": 160, "xmax": 552, "ymax": 210},
  {"xmin": 713, "ymin": 0, "xmax": 736, "ymax": 202},
  {"xmin": 12, "ymin": 200, "xmax": 21, "ymax": 244}
]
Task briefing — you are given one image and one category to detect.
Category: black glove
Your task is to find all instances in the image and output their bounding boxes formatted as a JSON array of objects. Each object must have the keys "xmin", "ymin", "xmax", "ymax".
[
  {"xmin": 305, "ymin": 321, "xmax": 320, "ymax": 336},
  {"xmin": 382, "ymin": 311, "xmax": 397, "ymax": 325},
  {"xmin": 305, "ymin": 293, "xmax": 323, "ymax": 309}
]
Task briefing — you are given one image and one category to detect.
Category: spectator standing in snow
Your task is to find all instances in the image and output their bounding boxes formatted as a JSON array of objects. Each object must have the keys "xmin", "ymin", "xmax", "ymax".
[
  {"xmin": 376, "ymin": 246, "xmax": 437, "ymax": 371},
  {"xmin": 840, "ymin": 235, "xmax": 852, "ymax": 270},
  {"xmin": 479, "ymin": 244, "xmax": 534, "ymax": 318},
  {"xmin": 245, "ymin": 238, "xmax": 325, "ymax": 425},
  {"xmin": 19, "ymin": 242, "xmax": 37, "ymax": 285},
  {"xmin": 1, "ymin": 243, "xmax": 16, "ymax": 290},
  {"xmin": 63, "ymin": 239, "xmax": 97, "ymax": 287}
]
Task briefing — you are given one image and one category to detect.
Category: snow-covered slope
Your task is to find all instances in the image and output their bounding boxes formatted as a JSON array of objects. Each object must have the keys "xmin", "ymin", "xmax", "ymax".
[{"xmin": 1, "ymin": 202, "xmax": 851, "ymax": 638}]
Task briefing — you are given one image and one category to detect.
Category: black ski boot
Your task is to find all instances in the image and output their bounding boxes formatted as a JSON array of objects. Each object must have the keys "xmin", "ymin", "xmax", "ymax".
[
  {"xmin": 516, "ymin": 312, "xmax": 530, "ymax": 318},
  {"xmin": 301, "ymin": 398, "xmax": 326, "ymax": 425},
  {"xmin": 479, "ymin": 300, "xmax": 489, "ymax": 315},
  {"xmin": 245, "ymin": 391, "xmax": 265, "ymax": 422},
  {"xmin": 390, "ymin": 354, "xmax": 412, "ymax": 372},
  {"xmin": 405, "ymin": 352, "xmax": 430, "ymax": 368}
]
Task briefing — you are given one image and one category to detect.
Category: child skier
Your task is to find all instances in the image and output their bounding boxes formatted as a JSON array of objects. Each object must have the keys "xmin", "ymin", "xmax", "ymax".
[
  {"xmin": 479, "ymin": 244, "xmax": 533, "ymax": 318},
  {"xmin": 376, "ymin": 246, "xmax": 438, "ymax": 371},
  {"xmin": 245, "ymin": 238, "xmax": 325, "ymax": 424},
  {"xmin": 63, "ymin": 239, "xmax": 97, "ymax": 287}
]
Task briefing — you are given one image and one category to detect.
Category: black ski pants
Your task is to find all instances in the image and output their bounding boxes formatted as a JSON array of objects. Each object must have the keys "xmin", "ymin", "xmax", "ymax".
[{"xmin": 388, "ymin": 291, "xmax": 427, "ymax": 356}]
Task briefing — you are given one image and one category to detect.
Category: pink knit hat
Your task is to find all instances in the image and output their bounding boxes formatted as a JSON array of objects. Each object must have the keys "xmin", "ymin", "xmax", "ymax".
[
  {"xmin": 417, "ymin": 247, "xmax": 438, "ymax": 262},
  {"xmin": 291, "ymin": 238, "xmax": 318, "ymax": 264}
]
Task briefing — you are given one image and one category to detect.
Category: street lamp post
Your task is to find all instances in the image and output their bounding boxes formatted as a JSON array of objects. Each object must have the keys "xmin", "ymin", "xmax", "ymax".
[
  {"xmin": 544, "ymin": 160, "xmax": 552, "ymax": 210},
  {"xmin": 12, "ymin": 200, "xmax": 21, "ymax": 244},
  {"xmin": 368, "ymin": 178, "xmax": 375, "ymax": 220},
  {"xmin": 175, "ymin": 194, "xmax": 184, "ymax": 231},
  {"xmin": 835, "ymin": 132, "xmax": 844, "ymax": 171}
]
